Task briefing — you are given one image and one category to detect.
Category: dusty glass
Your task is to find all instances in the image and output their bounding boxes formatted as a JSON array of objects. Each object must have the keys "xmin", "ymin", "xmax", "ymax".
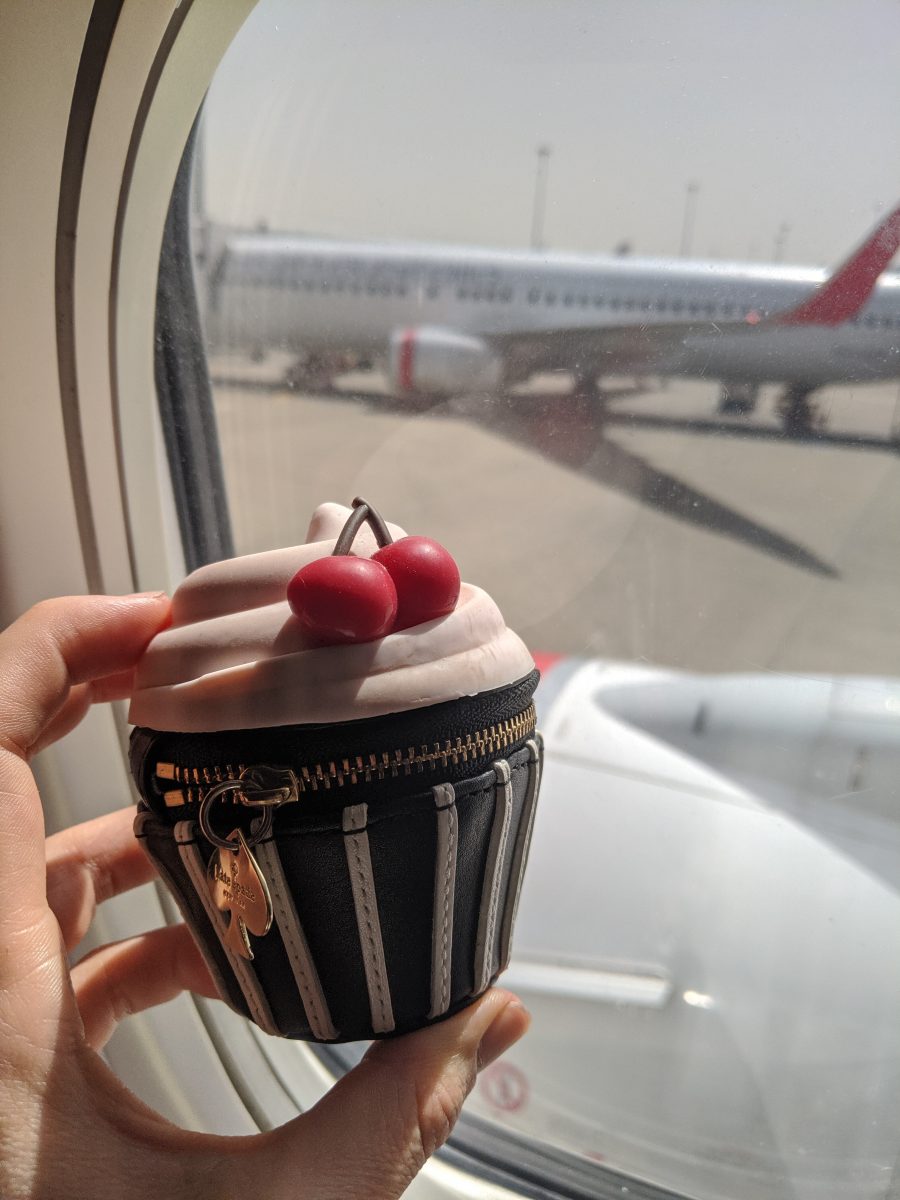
[{"xmin": 184, "ymin": 3, "xmax": 900, "ymax": 1196}]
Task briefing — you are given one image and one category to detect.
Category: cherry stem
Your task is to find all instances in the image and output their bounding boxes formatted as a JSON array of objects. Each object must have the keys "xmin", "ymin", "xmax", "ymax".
[
  {"xmin": 332, "ymin": 503, "xmax": 371, "ymax": 556},
  {"xmin": 332, "ymin": 498, "xmax": 395, "ymax": 556},
  {"xmin": 351, "ymin": 496, "xmax": 394, "ymax": 548}
]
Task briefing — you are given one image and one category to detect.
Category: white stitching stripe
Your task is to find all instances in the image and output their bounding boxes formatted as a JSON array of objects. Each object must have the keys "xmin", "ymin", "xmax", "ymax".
[
  {"xmin": 342, "ymin": 803, "xmax": 395, "ymax": 1034},
  {"xmin": 497, "ymin": 738, "xmax": 542, "ymax": 972},
  {"xmin": 254, "ymin": 839, "xmax": 339, "ymax": 1041},
  {"xmin": 174, "ymin": 821, "xmax": 280, "ymax": 1037},
  {"xmin": 136, "ymin": 817, "xmax": 236, "ymax": 1006},
  {"xmin": 428, "ymin": 783, "xmax": 458, "ymax": 1019},
  {"xmin": 472, "ymin": 760, "xmax": 514, "ymax": 996}
]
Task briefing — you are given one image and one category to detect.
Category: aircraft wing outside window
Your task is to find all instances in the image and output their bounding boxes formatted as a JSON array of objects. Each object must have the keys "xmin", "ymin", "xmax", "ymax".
[{"xmin": 486, "ymin": 319, "xmax": 751, "ymax": 377}]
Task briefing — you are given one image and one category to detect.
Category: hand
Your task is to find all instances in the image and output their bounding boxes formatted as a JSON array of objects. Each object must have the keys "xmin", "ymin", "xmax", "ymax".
[{"xmin": 0, "ymin": 594, "xmax": 529, "ymax": 1200}]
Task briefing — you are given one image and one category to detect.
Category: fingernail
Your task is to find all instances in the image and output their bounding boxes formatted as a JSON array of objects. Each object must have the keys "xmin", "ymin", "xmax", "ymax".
[
  {"xmin": 477, "ymin": 1000, "xmax": 530, "ymax": 1071},
  {"xmin": 130, "ymin": 591, "xmax": 168, "ymax": 601}
]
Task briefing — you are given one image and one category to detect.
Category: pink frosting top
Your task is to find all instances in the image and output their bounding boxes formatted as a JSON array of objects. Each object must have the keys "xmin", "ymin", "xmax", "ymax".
[{"xmin": 128, "ymin": 504, "xmax": 535, "ymax": 732}]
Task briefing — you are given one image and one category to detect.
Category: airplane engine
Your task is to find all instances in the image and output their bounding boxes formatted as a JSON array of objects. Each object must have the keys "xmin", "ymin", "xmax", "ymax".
[{"xmin": 388, "ymin": 326, "xmax": 503, "ymax": 395}]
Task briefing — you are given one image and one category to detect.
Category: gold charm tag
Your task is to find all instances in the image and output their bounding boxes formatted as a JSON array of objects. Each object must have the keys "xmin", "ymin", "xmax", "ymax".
[{"xmin": 207, "ymin": 829, "xmax": 274, "ymax": 960}]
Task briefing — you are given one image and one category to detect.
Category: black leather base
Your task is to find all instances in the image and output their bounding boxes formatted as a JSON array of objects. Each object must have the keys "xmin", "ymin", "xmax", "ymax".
[{"xmin": 132, "ymin": 675, "xmax": 543, "ymax": 1042}]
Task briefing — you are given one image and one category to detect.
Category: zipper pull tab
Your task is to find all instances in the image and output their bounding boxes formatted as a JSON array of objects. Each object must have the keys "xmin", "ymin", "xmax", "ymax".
[
  {"xmin": 199, "ymin": 766, "xmax": 298, "ymax": 960},
  {"xmin": 237, "ymin": 765, "xmax": 300, "ymax": 809},
  {"xmin": 207, "ymin": 828, "xmax": 274, "ymax": 960}
]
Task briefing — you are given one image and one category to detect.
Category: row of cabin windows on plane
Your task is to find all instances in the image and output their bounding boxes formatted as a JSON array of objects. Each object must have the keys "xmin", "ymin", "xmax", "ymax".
[
  {"xmin": 243, "ymin": 273, "xmax": 735, "ymax": 315},
  {"xmin": 452, "ymin": 289, "xmax": 900, "ymax": 325},
  {"xmin": 239, "ymin": 272, "xmax": 411, "ymax": 298},
  {"xmin": 525, "ymin": 290, "xmax": 722, "ymax": 315},
  {"xmin": 233, "ymin": 271, "xmax": 900, "ymax": 328}
]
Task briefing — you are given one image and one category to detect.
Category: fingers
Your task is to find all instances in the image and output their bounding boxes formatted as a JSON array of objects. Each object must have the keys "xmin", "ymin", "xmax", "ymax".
[
  {"xmin": 0, "ymin": 593, "xmax": 169, "ymax": 760},
  {"xmin": 0, "ymin": 594, "xmax": 169, "ymax": 928},
  {"xmin": 245, "ymin": 989, "xmax": 530, "ymax": 1200},
  {"xmin": 46, "ymin": 807, "xmax": 157, "ymax": 951},
  {"xmin": 29, "ymin": 669, "xmax": 138, "ymax": 757},
  {"xmin": 71, "ymin": 922, "xmax": 218, "ymax": 1050}
]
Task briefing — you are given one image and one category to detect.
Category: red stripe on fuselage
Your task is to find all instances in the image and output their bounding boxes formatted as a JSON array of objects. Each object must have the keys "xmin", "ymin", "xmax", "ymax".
[{"xmin": 397, "ymin": 328, "xmax": 415, "ymax": 392}]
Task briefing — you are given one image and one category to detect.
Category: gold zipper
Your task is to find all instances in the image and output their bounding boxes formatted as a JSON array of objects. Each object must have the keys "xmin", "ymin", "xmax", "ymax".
[{"xmin": 154, "ymin": 703, "xmax": 537, "ymax": 808}]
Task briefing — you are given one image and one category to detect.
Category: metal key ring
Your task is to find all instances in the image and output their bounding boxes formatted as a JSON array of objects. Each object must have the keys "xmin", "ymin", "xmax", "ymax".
[{"xmin": 199, "ymin": 779, "xmax": 274, "ymax": 851}]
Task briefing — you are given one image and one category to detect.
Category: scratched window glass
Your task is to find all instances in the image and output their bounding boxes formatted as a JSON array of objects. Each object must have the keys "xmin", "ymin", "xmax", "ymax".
[{"xmin": 189, "ymin": 2, "xmax": 900, "ymax": 1196}]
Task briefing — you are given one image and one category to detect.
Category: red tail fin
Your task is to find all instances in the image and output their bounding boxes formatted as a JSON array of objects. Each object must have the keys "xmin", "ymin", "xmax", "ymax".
[{"xmin": 776, "ymin": 203, "xmax": 900, "ymax": 326}]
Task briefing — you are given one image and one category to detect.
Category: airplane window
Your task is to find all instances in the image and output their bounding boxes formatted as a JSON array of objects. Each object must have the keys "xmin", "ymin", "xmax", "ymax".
[{"xmin": 159, "ymin": 2, "xmax": 900, "ymax": 1198}]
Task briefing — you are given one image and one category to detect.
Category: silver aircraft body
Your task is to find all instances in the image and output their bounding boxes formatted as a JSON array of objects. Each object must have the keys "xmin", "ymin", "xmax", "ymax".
[{"xmin": 202, "ymin": 204, "xmax": 900, "ymax": 428}]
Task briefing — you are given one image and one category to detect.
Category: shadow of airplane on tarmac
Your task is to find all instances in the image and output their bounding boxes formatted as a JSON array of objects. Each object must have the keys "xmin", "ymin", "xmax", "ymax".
[
  {"xmin": 453, "ymin": 391, "xmax": 841, "ymax": 580},
  {"xmin": 211, "ymin": 373, "xmax": 840, "ymax": 578}
]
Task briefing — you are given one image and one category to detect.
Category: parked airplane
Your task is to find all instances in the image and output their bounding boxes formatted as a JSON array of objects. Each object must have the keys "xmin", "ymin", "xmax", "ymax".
[{"xmin": 200, "ymin": 204, "xmax": 900, "ymax": 435}]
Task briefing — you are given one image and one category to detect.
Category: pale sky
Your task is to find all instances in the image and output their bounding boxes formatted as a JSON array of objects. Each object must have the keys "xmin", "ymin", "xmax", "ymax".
[{"xmin": 205, "ymin": 0, "xmax": 900, "ymax": 266}]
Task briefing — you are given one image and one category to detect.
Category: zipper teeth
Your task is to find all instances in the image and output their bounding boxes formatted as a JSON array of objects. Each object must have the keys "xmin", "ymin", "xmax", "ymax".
[{"xmin": 155, "ymin": 704, "xmax": 537, "ymax": 807}]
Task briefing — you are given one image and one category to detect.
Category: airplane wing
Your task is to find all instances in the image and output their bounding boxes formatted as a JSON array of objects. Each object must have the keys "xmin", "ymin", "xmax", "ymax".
[
  {"xmin": 487, "ymin": 318, "xmax": 744, "ymax": 378},
  {"xmin": 487, "ymin": 202, "xmax": 900, "ymax": 375}
]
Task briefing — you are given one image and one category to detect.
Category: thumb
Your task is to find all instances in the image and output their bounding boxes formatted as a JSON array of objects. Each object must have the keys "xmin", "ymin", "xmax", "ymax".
[{"xmin": 252, "ymin": 989, "xmax": 529, "ymax": 1200}]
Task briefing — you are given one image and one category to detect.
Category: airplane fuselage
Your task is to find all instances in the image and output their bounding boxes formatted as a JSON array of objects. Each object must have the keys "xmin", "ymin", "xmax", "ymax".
[{"xmin": 205, "ymin": 235, "xmax": 900, "ymax": 388}]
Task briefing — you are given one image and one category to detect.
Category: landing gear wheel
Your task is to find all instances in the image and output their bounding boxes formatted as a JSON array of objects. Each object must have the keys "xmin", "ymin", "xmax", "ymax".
[
  {"xmin": 570, "ymin": 376, "xmax": 608, "ymax": 440},
  {"xmin": 284, "ymin": 353, "xmax": 332, "ymax": 392},
  {"xmin": 572, "ymin": 375, "xmax": 603, "ymax": 405},
  {"xmin": 718, "ymin": 383, "xmax": 759, "ymax": 415},
  {"xmin": 776, "ymin": 388, "xmax": 821, "ymax": 438},
  {"xmin": 283, "ymin": 360, "xmax": 303, "ymax": 390}
]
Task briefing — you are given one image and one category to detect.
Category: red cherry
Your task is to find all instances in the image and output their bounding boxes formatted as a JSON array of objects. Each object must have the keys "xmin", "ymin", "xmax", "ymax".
[
  {"xmin": 287, "ymin": 556, "xmax": 397, "ymax": 644},
  {"xmin": 372, "ymin": 536, "xmax": 460, "ymax": 630}
]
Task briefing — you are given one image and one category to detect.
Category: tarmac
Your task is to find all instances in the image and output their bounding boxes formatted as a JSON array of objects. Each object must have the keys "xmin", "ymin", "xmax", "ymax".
[{"xmin": 210, "ymin": 357, "xmax": 900, "ymax": 677}]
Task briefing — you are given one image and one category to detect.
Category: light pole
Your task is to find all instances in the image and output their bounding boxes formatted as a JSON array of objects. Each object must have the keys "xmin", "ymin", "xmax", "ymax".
[
  {"xmin": 679, "ymin": 180, "xmax": 699, "ymax": 257},
  {"xmin": 531, "ymin": 144, "xmax": 551, "ymax": 251},
  {"xmin": 773, "ymin": 221, "xmax": 790, "ymax": 262}
]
